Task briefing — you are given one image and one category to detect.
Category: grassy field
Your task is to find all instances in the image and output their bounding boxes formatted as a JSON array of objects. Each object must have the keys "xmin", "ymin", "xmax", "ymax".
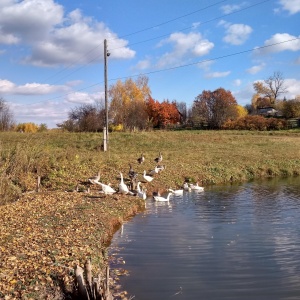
[{"xmin": 1, "ymin": 129, "xmax": 300, "ymax": 299}]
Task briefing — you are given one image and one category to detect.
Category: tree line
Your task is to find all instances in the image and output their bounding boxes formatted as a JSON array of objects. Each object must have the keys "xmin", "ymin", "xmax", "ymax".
[{"xmin": 1, "ymin": 71, "xmax": 300, "ymax": 132}]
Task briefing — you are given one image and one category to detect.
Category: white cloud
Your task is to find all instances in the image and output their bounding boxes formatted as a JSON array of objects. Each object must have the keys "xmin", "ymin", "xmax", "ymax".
[
  {"xmin": 0, "ymin": 0, "xmax": 63, "ymax": 42},
  {"xmin": 0, "ymin": 0, "xmax": 135, "ymax": 66},
  {"xmin": 205, "ymin": 71, "xmax": 231, "ymax": 78},
  {"xmin": 10, "ymin": 100, "xmax": 70, "ymax": 128},
  {"xmin": 134, "ymin": 58, "xmax": 151, "ymax": 70},
  {"xmin": 65, "ymin": 91, "xmax": 103, "ymax": 104},
  {"xmin": 233, "ymin": 79, "xmax": 242, "ymax": 86},
  {"xmin": 156, "ymin": 32, "xmax": 214, "ymax": 68},
  {"xmin": 65, "ymin": 80, "xmax": 83, "ymax": 87},
  {"xmin": 284, "ymin": 78, "xmax": 300, "ymax": 99},
  {"xmin": 232, "ymin": 83, "xmax": 254, "ymax": 105},
  {"xmin": 197, "ymin": 60, "xmax": 214, "ymax": 71},
  {"xmin": 246, "ymin": 63, "xmax": 265, "ymax": 74},
  {"xmin": 223, "ymin": 24, "xmax": 253, "ymax": 45},
  {"xmin": 279, "ymin": 0, "xmax": 300, "ymax": 14},
  {"xmin": 0, "ymin": 79, "xmax": 68, "ymax": 95},
  {"xmin": 0, "ymin": 31, "xmax": 19, "ymax": 44},
  {"xmin": 256, "ymin": 33, "xmax": 300, "ymax": 54},
  {"xmin": 220, "ymin": 2, "xmax": 248, "ymax": 14}
]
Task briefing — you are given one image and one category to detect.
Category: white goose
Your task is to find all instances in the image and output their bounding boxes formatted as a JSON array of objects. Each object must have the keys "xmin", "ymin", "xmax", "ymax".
[
  {"xmin": 119, "ymin": 172, "xmax": 129, "ymax": 194},
  {"xmin": 149, "ymin": 165, "xmax": 160, "ymax": 176},
  {"xmin": 94, "ymin": 181, "xmax": 116, "ymax": 195},
  {"xmin": 168, "ymin": 188, "xmax": 184, "ymax": 196},
  {"xmin": 190, "ymin": 183, "xmax": 204, "ymax": 192},
  {"xmin": 153, "ymin": 192, "xmax": 172, "ymax": 202},
  {"xmin": 137, "ymin": 182, "xmax": 147, "ymax": 200},
  {"xmin": 143, "ymin": 170, "xmax": 154, "ymax": 182},
  {"xmin": 88, "ymin": 171, "xmax": 100, "ymax": 184}
]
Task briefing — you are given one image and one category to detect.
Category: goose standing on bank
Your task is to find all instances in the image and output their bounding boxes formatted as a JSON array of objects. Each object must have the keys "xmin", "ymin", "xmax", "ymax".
[
  {"xmin": 88, "ymin": 171, "xmax": 101, "ymax": 184},
  {"xmin": 128, "ymin": 164, "xmax": 138, "ymax": 180},
  {"xmin": 137, "ymin": 153, "xmax": 145, "ymax": 164},
  {"xmin": 137, "ymin": 182, "xmax": 147, "ymax": 200},
  {"xmin": 119, "ymin": 172, "xmax": 129, "ymax": 194},
  {"xmin": 94, "ymin": 181, "xmax": 116, "ymax": 195},
  {"xmin": 153, "ymin": 192, "xmax": 172, "ymax": 202},
  {"xmin": 149, "ymin": 165, "xmax": 160, "ymax": 176},
  {"xmin": 143, "ymin": 170, "xmax": 154, "ymax": 182},
  {"xmin": 154, "ymin": 152, "xmax": 162, "ymax": 164}
]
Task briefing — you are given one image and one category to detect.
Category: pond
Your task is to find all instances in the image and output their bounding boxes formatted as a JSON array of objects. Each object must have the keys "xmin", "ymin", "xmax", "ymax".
[{"xmin": 109, "ymin": 177, "xmax": 300, "ymax": 300}]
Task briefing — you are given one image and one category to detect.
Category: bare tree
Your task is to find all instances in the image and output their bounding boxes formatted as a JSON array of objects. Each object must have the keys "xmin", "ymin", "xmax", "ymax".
[
  {"xmin": 174, "ymin": 101, "xmax": 187, "ymax": 123},
  {"xmin": 253, "ymin": 71, "xmax": 287, "ymax": 104},
  {"xmin": 0, "ymin": 98, "xmax": 14, "ymax": 131},
  {"xmin": 57, "ymin": 102, "xmax": 105, "ymax": 132}
]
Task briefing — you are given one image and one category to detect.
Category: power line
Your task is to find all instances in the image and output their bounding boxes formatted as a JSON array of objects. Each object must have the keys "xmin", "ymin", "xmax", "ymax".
[
  {"xmin": 25, "ymin": 37, "xmax": 300, "ymax": 106},
  {"xmin": 42, "ymin": 0, "xmax": 229, "ymax": 85},
  {"xmin": 46, "ymin": 0, "xmax": 273, "ymax": 85}
]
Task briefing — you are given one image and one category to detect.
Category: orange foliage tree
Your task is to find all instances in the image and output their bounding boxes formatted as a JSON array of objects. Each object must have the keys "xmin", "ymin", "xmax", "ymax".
[
  {"xmin": 192, "ymin": 88, "xmax": 238, "ymax": 129},
  {"xmin": 146, "ymin": 97, "xmax": 181, "ymax": 128}
]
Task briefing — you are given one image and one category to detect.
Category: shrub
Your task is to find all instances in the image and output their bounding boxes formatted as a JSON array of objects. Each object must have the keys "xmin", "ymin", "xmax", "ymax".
[{"xmin": 222, "ymin": 115, "xmax": 287, "ymax": 130}]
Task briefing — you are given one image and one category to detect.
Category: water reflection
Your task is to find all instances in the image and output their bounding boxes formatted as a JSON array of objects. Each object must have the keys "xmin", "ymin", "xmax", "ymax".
[{"xmin": 109, "ymin": 177, "xmax": 300, "ymax": 300}]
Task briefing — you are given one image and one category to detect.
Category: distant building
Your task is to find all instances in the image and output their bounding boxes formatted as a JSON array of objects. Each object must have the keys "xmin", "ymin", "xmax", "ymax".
[{"xmin": 257, "ymin": 107, "xmax": 279, "ymax": 117}]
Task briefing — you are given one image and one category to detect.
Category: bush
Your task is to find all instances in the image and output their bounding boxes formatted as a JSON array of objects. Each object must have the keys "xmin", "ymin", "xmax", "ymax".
[{"xmin": 222, "ymin": 115, "xmax": 287, "ymax": 130}]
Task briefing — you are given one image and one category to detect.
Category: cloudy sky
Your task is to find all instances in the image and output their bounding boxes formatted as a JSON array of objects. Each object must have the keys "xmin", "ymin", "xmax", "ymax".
[{"xmin": 0, "ymin": 0, "xmax": 299, "ymax": 128}]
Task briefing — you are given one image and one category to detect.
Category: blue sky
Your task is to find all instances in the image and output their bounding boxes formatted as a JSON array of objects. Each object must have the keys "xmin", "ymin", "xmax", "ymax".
[{"xmin": 0, "ymin": 0, "xmax": 299, "ymax": 128}]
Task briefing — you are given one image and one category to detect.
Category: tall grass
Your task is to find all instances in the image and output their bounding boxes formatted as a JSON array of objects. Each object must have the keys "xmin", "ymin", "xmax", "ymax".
[{"xmin": 1, "ymin": 129, "xmax": 300, "ymax": 204}]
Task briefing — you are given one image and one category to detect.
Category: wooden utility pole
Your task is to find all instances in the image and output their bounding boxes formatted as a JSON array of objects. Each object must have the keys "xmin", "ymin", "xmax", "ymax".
[{"xmin": 103, "ymin": 39, "xmax": 109, "ymax": 151}]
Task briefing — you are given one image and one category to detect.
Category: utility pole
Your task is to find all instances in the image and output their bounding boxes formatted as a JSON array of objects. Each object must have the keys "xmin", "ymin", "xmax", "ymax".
[{"xmin": 103, "ymin": 39, "xmax": 110, "ymax": 151}]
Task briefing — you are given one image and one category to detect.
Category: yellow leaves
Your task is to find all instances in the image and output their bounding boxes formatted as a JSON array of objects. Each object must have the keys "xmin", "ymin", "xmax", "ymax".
[
  {"xmin": 7, "ymin": 256, "xmax": 17, "ymax": 261},
  {"xmin": 0, "ymin": 189, "xmax": 143, "ymax": 298}
]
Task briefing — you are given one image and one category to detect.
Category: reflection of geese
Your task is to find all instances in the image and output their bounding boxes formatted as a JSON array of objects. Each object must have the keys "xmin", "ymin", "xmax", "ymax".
[
  {"xmin": 137, "ymin": 153, "xmax": 145, "ymax": 164},
  {"xmin": 190, "ymin": 183, "xmax": 204, "ymax": 191},
  {"xmin": 168, "ymin": 188, "xmax": 184, "ymax": 196},
  {"xmin": 88, "ymin": 171, "xmax": 100, "ymax": 184},
  {"xmin": 153, "ymin": 192, "xmax": 172, "ymax": 202},
  {"xmin": 119, "ymin": 172, "xmax": 129, "ymax": 194},
  {"xmin": 143, "ymin": 170, "xmax": 154, "ymax": 182},
  {"xmin": 154, "ymin": 152, "xmax": 162, "ymax": 164},
  {"xmin": 94, "ymin": 181, "xmax": 116, "ymax": 195}
]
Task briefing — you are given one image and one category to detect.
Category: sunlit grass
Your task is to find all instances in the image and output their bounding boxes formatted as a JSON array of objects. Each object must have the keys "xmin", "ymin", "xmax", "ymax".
[{"xmin": 1, "ymin": 129, "xmax": 300, "ymax": 204}]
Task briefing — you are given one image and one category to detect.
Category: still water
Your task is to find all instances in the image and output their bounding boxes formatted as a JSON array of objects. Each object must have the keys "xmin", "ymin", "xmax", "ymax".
[{"xmin": 109, "ymin": 177, "xmax": 300, "ymax": 300}]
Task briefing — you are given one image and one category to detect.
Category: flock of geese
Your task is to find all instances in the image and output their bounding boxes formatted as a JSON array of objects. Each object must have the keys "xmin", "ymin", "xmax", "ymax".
[{"xmin": 88, "ymin": 152, "xmax": 204, "ymax": 202}]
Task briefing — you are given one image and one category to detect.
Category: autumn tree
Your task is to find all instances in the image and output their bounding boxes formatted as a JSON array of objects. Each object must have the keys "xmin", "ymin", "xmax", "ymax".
[
  {"xmin": 253, "ymin": 71, "xmax": 287, "ymax": 105},
  {"xmin": 0, "ymin": 98, "xmax": 14, "ymax": 131},
  {"xmin": 16, "ymin": 123, "xmax": 38, "ymax": 133},
  {"xmin": 192, "ymin": 88, "xmax": 238, "ymax": 129},
  {"xmin": 281, "ymin": 99, "xmax": 300, "ymax": 118},
  {"xmin": 236, "ymin": 105, "xmax": 248, "ymax": 118},
  {"xmin": 109, "ymin": 76, "xmax": 151, "ymax": 130},
  {"xmin": 146, "ymin": 97, "xmax": 181, "ymax": 128}
]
